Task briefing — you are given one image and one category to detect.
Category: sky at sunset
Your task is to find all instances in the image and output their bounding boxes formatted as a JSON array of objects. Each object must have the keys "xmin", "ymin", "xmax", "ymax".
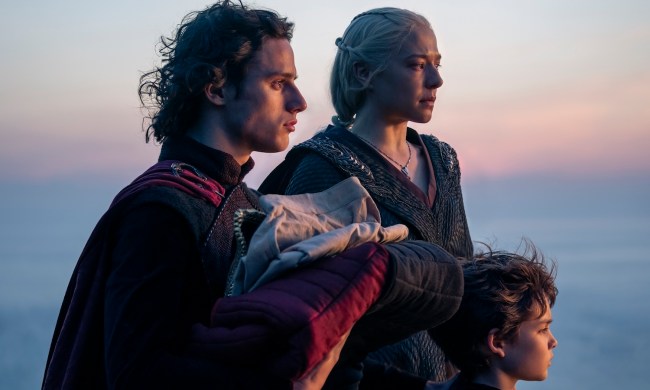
[
  {"xmin": 1, "ymin": 3, "xmax": 649, "ymax": 388},
  {"xmin": 1, "ymin": 0, "xmax": 649, "ymax": 185}
]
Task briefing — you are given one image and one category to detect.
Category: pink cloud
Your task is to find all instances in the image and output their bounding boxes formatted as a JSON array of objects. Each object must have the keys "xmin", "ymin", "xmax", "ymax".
[{"xmin": 429, "ymin": 71, "xmax": 650, "ymax": 178}]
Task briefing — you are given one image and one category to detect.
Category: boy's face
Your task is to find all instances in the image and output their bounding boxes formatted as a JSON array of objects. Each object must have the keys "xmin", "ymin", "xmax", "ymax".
[
  {"xmin": 500, "ymin": 301, "xmax": 558, "ymax": 382},
  {"xmin": 222, "ymin": 38, "xmax": 307, "ymax": 155}
]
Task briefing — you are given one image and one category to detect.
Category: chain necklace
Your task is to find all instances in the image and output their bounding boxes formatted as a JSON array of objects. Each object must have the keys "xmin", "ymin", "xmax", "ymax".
[{"xmin": 357, "ymin": 135, "xmax": 412, "ymax": 178}]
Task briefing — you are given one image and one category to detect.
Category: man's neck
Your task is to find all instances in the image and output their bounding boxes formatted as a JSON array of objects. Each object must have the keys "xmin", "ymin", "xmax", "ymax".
[{"xmin": 186, "ymin": 122, "xmax": 250, "ymax": 166}]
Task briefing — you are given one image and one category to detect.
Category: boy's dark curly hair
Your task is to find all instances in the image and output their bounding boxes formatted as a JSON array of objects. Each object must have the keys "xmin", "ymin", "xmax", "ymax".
[
  {"xmin": 138, "ymin": 1, "xmax": 294, "ymax": 143},
  {"xmin": 431, "ymin": 240, "xmax": 558, "ymax": 378}
]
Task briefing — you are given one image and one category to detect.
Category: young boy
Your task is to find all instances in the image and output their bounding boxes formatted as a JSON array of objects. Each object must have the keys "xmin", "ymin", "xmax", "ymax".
[{"xmin": 428, "ymin": 243, "xmax": 558, "ymax": 390}]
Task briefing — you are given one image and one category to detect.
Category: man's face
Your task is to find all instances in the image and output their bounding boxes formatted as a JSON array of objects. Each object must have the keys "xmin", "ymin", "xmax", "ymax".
[{"xmin": 222, "ymin": 38, "xmax": 307, "ymax": 156}]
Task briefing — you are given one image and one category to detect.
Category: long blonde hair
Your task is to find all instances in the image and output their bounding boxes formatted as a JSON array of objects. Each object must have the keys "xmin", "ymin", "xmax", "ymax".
[{"xmin": 330, "ymin": 8, "xmax": 432, "ymax": 128}]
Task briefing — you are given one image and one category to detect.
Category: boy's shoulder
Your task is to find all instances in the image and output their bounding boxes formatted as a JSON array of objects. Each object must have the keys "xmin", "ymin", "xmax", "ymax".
[{"xmin": 426, "ymin": 374, "xmax": 501, "ymax": 390}]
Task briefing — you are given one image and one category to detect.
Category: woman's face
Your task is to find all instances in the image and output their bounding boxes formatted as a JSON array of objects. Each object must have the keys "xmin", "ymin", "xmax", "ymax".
[{"xmin": 365, "ymin": 25, "xmax": 443, "ymax": 125}]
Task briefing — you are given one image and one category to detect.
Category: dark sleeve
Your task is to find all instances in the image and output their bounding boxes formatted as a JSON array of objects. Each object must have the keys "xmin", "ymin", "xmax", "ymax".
[
  {"xmin": 338, "ymin": 240, "xmax": 462, "ymax": 365},
  {"xmin": 284, "ymin": 153, "xmax": 349, "ymax": 195},
  {"xmin": 104, "ymin": 203, "xmax": 289, "ymax": 389},
  {"xmin": 363, "ymin": 241, "xmax": 463, "ymax": 342},
  {"xmin": 359, "ymin": 361, "xmax": 428, "ymax": 390},
  {"xmin": 428, "ymin": 138, "xmax": 473, "ymax": 259},
  {"xmin": 443, "ymin": 159, "xmax": 473, "ymax": 259}
]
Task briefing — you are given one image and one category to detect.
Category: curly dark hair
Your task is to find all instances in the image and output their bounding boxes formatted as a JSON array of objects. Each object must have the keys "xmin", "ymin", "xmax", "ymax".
[
  {"xmin": 430, "ymin": 239, "xmax": 558, "ymax": 378},
  {"xmin": 138, "ymin": 0, "xmax": 294, "ymax": 143}
]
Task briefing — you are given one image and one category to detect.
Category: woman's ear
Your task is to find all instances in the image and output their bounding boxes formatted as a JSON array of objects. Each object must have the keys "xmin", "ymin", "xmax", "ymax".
[
  {"xmin": 204, "ymin": 82, "xmax": 226, "ymax": 106},
  {"xmin": 352, "ymin": 62, "xmax": 371, "ymax": 86},
  {"xmin": 487, "ymin": 328, "xmax": 506, "ymax": 358}
]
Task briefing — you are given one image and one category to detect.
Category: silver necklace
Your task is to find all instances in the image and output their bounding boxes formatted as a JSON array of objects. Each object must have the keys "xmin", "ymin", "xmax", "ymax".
[{"xmin": 358, "ymin": 136, "xmax": 412, "ymax": 178}]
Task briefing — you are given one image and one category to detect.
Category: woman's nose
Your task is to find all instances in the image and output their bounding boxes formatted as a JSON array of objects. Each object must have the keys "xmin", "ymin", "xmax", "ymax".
[{"xmin": 426, "ymin": 65, "xmax": 443, "ymax": 89}]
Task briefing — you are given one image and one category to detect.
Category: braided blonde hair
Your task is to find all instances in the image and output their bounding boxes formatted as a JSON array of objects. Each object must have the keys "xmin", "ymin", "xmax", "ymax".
[{"xmin": 330, "ymin": 8, "xmax": 432, "ymax": 128}]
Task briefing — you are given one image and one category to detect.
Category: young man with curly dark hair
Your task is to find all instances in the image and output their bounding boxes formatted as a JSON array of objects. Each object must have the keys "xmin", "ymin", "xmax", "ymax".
[{"xmin": 42, "ymin": 2, "xmax": 318, "ymax": 388}]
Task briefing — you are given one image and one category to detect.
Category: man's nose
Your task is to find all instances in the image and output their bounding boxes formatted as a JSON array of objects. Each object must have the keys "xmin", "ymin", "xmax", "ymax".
[{"xmin": 288, "ymin": 87, "xmax": 307, "ymax": 113}]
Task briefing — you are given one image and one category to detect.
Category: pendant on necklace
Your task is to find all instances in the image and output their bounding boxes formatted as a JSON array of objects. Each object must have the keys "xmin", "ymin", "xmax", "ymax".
[{"xmin": 401, "ymin": 166, "xmax": 410, "ymax": 178}]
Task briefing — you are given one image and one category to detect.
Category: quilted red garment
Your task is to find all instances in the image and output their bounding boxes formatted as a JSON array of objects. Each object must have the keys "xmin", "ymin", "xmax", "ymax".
[{"xmin": 189, "ymin": 241, "xmax": 390, "ymax": 380}]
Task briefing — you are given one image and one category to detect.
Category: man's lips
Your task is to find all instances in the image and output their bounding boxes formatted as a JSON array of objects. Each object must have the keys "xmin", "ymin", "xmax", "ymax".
[{"xmin": 284, "ymin": 119, "xmax": 298, "ymax": 132}]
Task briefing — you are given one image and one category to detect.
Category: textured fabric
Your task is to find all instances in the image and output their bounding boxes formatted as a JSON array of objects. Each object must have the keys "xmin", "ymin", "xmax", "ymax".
[
  {"xmin": 42, "ymin": 135, "xmax": 288, "ymax": 390},
  {"xmin": 43, "ymin": 162, "xmax": 223, "ymax": 389},
  {"xmin": 322, "ymin": 240, "xmax": 462, "ymax": 390},
  {"xmin": 425, "ymin": 373, "xmax": 501, "ymax": 390},
  {"xmin": 229, "ymin": 177, "xmax": 408, "ymax": 295},
  {"xmin": 190, "ymin": 242, "xmax": 390, "ymax": 381},
  {"xmin": 201, "ymin": 183, "xmax": 261, "ymax": 297},
  {"xmin": 260, "ymin": 125, "xmax": 473, "ymax": 258},
  {"xmin": 342, "ymin": 241, "xmax": 463, "ymax": 354},
  {"xmin": 110, "ymin": 160, "xmax": 226, "ymax": 208},
  {"xmin": 260, "ymin": 125, "xmax": 473, "ymax": 383}
]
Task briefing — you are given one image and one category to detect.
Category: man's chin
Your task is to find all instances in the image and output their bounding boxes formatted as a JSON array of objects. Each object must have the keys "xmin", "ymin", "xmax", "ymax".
[{"xmin": 257, "ymin": 143, "xmax": 289, "ymax": 154}]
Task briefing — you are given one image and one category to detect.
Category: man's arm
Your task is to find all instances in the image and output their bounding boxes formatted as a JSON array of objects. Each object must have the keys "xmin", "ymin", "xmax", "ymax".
[{"xmin": 104, "ymin": 202, "xmax": 290, "ymax": 389}]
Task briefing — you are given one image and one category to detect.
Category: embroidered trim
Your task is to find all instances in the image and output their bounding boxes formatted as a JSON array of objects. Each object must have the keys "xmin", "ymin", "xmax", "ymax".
[
  {"xmin": 297, "ymin": 136, "xmax": 375, "ymax": 181},
  {"xmin": 421, "ymin": 135, "xmax": 457, "ymax": 174},
  {"xmin": 294, "ymin": 132, "xmax": 438, "ymax": 242}
]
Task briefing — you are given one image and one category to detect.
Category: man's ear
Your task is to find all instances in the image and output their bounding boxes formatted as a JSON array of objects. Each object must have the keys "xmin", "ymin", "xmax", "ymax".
[
  {"xmin": 352, "ymin": 62, "xmax": 371, "ymax": 86},
  {"xmin": 487, "ymin": 328, "xmax": 507, "ymax": 358},
  {"xmin": 204, "ymin": 82, "xmax": 226, "ymax": 106}
]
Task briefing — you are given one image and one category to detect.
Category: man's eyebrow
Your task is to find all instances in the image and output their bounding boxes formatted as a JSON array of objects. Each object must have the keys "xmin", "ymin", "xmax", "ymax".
[{"xmin": 264, "ymin": 71, "xmax": 298, "ymax": 80}]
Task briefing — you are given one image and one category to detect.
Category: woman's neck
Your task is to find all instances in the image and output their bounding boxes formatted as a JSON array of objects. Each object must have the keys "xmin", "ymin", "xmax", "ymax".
[{"xmin": 349, "ymin": 110, "xmax": 409, "ymax": 151}]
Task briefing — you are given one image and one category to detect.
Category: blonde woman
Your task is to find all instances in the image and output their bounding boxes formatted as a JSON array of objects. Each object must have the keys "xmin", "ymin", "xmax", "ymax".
[{"xmin": 261, "ymin": 7, "xmax": 473, "ymax": 388}]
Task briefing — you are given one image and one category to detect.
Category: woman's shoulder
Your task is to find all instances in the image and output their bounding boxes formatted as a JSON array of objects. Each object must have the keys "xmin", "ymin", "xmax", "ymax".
[
  {"xmin": 259, "ymin": 126, "xmax": 364, "ymax": 195},
  {"xmin": 289, "ymin": 126, "xmax": 374, "ymax": 180},
  {"xmin": 418, "ymin": 132, "xmax": 456, "ymax": 153},
  {"xmin": 418, "ymin": 132, "xmax": 459, "ymax": 174},
  {"xmin": 293, "ymin": 125, "xmax": 352, "ymax": 152}
]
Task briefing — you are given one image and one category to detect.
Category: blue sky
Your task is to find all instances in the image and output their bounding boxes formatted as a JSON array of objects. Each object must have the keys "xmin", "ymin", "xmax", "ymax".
[{"xmin": 1, "ymin": 0, "xmax": 649, "ymax": 185}]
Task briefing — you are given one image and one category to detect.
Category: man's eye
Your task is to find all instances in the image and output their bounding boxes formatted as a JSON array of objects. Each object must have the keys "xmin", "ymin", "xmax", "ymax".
[
  {"xmin": 272, "ymin": 80, "xmax": 285, "ymax": 89},
  {"xmin": 411, "ymin": 63, "xmax": 425, "ymax": 70}
]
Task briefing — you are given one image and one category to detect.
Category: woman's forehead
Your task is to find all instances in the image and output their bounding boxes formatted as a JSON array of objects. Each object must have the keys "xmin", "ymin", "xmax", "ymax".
[{"xmin": 398, "ymin": 26, "xmax": 440, "ymax": 59}]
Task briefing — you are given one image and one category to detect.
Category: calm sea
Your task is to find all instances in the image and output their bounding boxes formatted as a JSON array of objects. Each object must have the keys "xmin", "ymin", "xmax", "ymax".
[{"xmin": 1, "ymin": 174, "xmax": 649, "ymax": 389}]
